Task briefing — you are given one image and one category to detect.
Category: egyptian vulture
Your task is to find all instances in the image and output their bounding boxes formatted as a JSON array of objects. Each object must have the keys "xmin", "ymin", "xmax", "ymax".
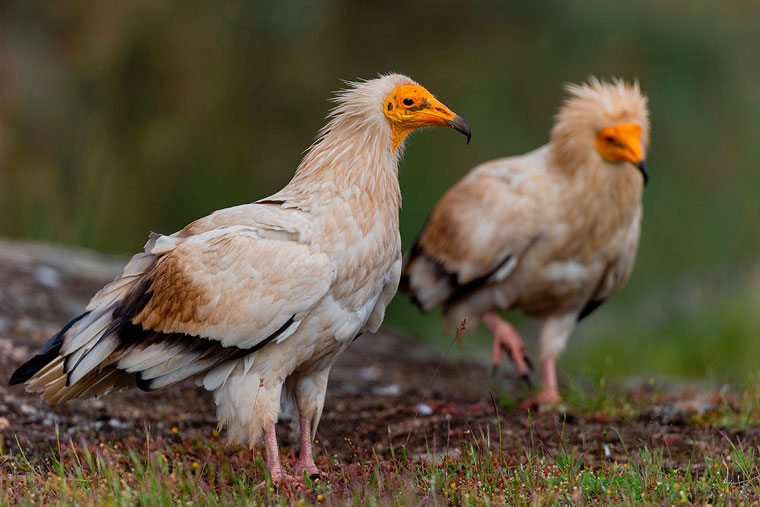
[
  {"xmin": 10, "ymin": 74, "xmax": 471, "ymax": 482},
  {"xmin": 401, "ymin": 78, "xmax": 649, "ymax": 407}
]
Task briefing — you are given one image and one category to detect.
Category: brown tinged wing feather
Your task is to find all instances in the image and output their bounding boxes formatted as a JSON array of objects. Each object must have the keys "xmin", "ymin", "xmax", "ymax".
[
  {"xmin": 75, "ymin": 227, "xmax": 332, "ymax": 388},
  {"xmin": 127, "ymin": 226, "xmax": 332, "ymax": 347},
  {"xmin": 12, "ymin": 222, "xmax": 334, "ymax": 402},
  {"xmin": 401, "ymin": 237, "xmax": 514, "ymax": 312},
  {"xmin": 401, "ymin": 163, "xmax": 541, "ymax": 312}
]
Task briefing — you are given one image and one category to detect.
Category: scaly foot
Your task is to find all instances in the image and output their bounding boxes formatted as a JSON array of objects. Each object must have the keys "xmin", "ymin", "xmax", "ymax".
[
  {"xmin": 294, "ymin": 417, "xmax": 321, "ymax": 482},
  {"xmin": 519, "ymin": 355, "xmax": 561, "ymax": 409},
  {"xmin": 262, "ymin": 423, "xmax": 300, "ymax": 486}
]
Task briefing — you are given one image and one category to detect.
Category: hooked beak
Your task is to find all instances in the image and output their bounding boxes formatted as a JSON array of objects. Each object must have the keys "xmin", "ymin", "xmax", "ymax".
[
  {"xmin": 445, "ymin": 115, "xmax": 472, "ymax": 144},
  {"xmin": 385, "ymin": 85, "xmax": 472, "ymax": 153},
  {"xmin": 420, "ymin": 95, "xmax": 471, "ymax": 144},
  {"xmin": 636, "ymin": 160, "xmax": 649, "ymax": 186}
]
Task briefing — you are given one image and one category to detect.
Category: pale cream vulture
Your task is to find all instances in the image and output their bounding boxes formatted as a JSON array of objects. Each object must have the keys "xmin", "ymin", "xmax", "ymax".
[
  {"xmin": 10, "ymin": 74, "xmax": 471, "ymax": 482},
  {"xmin": 402, "ymin": 78, "xmax": 649, "ymax": 407}
]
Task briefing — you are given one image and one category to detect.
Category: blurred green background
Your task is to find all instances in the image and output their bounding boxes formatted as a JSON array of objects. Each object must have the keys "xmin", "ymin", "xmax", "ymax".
[{"xmin": 2, "ymin": 1, "xmax": 760, "ymax": 385}]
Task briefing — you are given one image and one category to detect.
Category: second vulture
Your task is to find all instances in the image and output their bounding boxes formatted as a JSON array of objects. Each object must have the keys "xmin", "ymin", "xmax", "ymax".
[{"xmin": 402, "ymin": 78, "xmax": 650, "ymax": 407}]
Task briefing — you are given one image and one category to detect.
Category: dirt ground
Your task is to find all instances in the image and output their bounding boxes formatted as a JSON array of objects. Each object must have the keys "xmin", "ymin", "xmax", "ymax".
[{"xmin": 0, "ymin": 239, "xmax": 754, "ymax": 473}]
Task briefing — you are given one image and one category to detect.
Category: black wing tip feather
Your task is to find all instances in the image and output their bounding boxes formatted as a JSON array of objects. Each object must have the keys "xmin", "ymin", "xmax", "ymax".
[
  {"xmin": 8, "ymin": 312, "xmax": 90, "ymax": 386},
  {"xmin": 403, "ymin": 229, "xmax": 515, "ymax": 314},
  {"xmin": 12, "ymin": 270, "xmax": 300, "ymax": 392},
  {"xmin": 9, "ymin": 351, "xmax": 57, "ymax": 385},
  {"xmin": 134, "ymin": 375, "xmax": 153, "ymax": 392},
  {"xmin": 442, "ymin": 253, "xmax": 513, "ymax": 311},
  {"xmin": 577, "ymin": 299, "xmax": 605, "ymax": 321}
]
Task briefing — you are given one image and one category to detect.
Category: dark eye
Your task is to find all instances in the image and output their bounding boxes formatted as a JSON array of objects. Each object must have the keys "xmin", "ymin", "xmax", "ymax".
[
  {"xmin": 403, "ymin": 98, "xmax": 414, "ymax": 106},
  {"xmin": 605, "ymin": 136, "xmax": 615, "ymax": 143}
]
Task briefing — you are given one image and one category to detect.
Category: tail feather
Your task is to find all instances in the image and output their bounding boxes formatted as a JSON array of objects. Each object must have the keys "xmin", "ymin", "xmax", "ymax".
[
  {"xmin": 57, "ymin": 366, "xmax": 128, "ymax": 403},
  {"xmin": 27, "ymin": 357, "xmax": 65, "ymax": 391},
  {"xmin": 10, "ymin": 230, "xmax": 256, "ymax": 403},
  {"xmin": 199, "ymin": 360, "xmax": 238, "ymax": 391},
  {"xmin": 9, "ymin": 313, "xmax": 88, "ymax": 386},
  {"xmin": 9, "ymin": 235, "xmax": 163, "ymax": 397},
  {"xmin": 401, "ymin": 241, "xmax": 456, "ymax": 312},
  {"xmin": 77, "ymin": 367, "xmax": 135, "ymax": 400},
  {"xmin": 147, "ymin": 356, "xmax": 220, "ymax": 390},
  {"xmin": 42, "ymin": 376, "xmax": 69, "ymax": 404}
]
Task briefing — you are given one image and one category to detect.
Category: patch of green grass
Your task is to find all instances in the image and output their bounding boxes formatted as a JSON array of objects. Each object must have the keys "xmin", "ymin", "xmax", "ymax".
[
  {"xmin": 561, "ymin": 357, "xmax": 643, "ymax": 420},
  {"xmin": 2, "ymin": 416, "xmax": 760, "ymax": 505},
  {"xmin": 558, "ymin": 353, "xmax": 760, "ymax": 431},
  {"xmin": 687, "ymin": 373, "xmax": 760, "ymax": 431}
]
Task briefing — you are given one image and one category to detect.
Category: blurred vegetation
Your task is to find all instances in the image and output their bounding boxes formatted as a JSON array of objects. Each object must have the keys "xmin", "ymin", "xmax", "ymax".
[{"xmin": 2, "ymin": 1, "xmax": 759, "ymax": 381}]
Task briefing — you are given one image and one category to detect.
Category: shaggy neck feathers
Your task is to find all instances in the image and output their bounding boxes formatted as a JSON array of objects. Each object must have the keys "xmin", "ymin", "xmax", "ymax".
[
  {"xmin": 549, "ymin": 77, "xmax": 650, "ymax": 176},
  {"xmin": 284, "ymin": 75, "xmax": 418, "ymax": 213},
  {"xmin": 547, "ymin": 78, "xmax": 650, "ymax": 248}
]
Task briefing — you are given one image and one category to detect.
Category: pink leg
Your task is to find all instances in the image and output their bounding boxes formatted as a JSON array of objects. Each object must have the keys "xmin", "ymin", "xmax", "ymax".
[
  {"xmin": 294, "ymin": 417, "xmax": 320, "ymax": 479},
  {"xmin": 264, "ymin": 424, "xmax": 294, "ymax": 484},
  {"xmin": 519, "ymin": 355, "xmax": 561, "ymax": 408},
  {"xmin": 482, "ymin": 311, "xmax": 530, "ymax": 377}
]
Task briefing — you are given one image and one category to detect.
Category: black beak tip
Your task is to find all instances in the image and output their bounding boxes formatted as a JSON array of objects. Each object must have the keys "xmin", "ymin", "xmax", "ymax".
[
  {"xmin": 637, "ymin": 160, "xmax": 649, "ymax": 185},
  {"xmin": 446, "ymin": 116, "xmax": 472, "ymax": 145}
]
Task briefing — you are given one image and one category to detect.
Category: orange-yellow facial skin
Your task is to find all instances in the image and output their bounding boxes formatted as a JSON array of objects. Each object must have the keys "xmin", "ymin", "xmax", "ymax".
[
  {"xmin": 384, "ymin": 84, "xmax": 459, "ymax": 153},
  {"xmin": 595, "ymin": 123, "xmax": 644, "ymax": 166}
]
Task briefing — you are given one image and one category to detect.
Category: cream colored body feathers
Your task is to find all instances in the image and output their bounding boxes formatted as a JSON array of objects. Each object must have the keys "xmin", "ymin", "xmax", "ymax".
[
  {"xmin": 403, "ymin": 79, "xmax": 649, "ymax": 361},
  {"xmin": 19, "ymin": 74, "xmax": 422, "ymax": 447}
]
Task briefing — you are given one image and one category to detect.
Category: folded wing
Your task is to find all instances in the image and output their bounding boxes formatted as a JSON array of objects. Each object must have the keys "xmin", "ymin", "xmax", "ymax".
[
  {"xmin": 402, "ymin": 163, "xmax": 542, "ymax": 312},
  {"xmin": 12, "ymin": 213, "xmax": 334, "ymax": 401}
]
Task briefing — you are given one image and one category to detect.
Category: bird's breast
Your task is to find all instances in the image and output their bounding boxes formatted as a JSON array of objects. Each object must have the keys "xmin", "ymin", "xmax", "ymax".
[{"xmin": 317, "ymin": 194, "xmax": 399, "ymax": 273}]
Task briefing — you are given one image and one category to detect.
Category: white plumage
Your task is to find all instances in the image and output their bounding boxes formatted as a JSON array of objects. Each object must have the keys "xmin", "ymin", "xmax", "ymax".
[
  {"xmin": 10, "ymin": 74, "xmax": 471, "ymax": 482},
  {"xmin": 402, "ymin": 78, "xmax": 649, "ymax": 407}
]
